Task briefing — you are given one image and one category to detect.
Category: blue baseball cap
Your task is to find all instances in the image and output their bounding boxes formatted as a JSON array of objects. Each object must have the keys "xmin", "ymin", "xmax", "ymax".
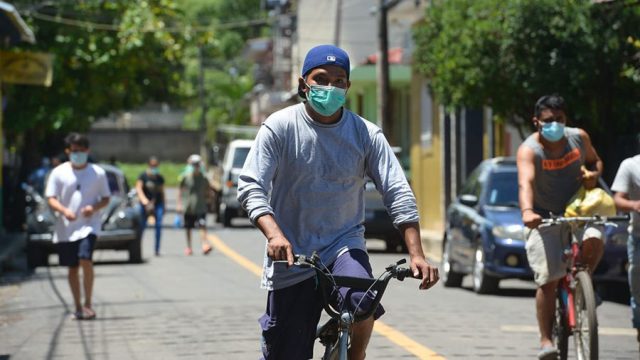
[{"xmin": 301, "ymin": 45, "xmax": 350, "ymax": 79}]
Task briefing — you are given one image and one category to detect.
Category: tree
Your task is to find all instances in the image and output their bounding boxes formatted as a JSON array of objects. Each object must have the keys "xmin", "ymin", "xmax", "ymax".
[
  {"xmin": 180, "ymin": 0, "xmax": 266, "ymax": 139},
  {"xmin": 413, "ymin": 0, "xmax": 640, "ymax": 149}
]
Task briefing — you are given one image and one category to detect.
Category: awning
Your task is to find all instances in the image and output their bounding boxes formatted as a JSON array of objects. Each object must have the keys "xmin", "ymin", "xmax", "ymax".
[{"xmin": 0, "ymin": 1, "xmax": 35, "ymax": 45}]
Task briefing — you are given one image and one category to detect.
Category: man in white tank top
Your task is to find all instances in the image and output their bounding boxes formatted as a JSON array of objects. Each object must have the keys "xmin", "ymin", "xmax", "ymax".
[{"xmin": 517, "ymin": 95, "xmax": 603, "ymax": 359}]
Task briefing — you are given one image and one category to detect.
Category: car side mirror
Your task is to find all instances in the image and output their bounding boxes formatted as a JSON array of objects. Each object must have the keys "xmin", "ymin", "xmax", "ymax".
[{"xmin": 459, "ymin": 194, "xmax": 478, "ymax": 207}]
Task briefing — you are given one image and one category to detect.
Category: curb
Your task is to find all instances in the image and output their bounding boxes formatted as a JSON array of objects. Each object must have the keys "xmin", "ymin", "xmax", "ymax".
[{"xmin": 421, "ymin": 229, "xmax": 443, "ymax": 263}]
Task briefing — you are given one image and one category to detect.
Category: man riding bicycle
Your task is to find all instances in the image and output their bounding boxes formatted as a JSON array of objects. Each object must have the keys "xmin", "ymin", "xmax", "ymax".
[
  {"xmin": 237, "ymin": 44, "xmax": 439, "ymax": 360},
  {"xmin": 516, "ymin": 94, "xmax": 604, "ymax": 360}
]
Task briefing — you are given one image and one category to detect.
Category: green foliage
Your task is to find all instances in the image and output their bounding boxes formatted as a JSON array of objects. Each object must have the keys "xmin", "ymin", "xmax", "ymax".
[
  {"xmin": 5, "ymin": 1, "xmax": 187, "ymax": 138},
  {"xmin": 180, "ymin": 0, "xmax": 264, "ymax": 137},
  {"xmin": 413, "ymin": 0, "xmax": 640, "ymax": 138},
  {"xmin": 5, "ymin": 0, "xmax": 266, "ymax": 147},
  {"xmin": 118, "ymin": 161, "xmax": 185, "ymax": 188}
]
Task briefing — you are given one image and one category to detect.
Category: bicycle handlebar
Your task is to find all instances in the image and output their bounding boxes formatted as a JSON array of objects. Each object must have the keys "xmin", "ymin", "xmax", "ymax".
[
  {"xmin": 293, "ymin": 253, "xmax": 416, "ymax": 323},
  {"xmin": 540, "ymin": 214, "xmax": 630, "ymax": 226}
]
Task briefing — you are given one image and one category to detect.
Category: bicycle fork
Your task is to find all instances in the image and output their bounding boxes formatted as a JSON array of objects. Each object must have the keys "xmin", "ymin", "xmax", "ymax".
[{"xmin": 560, "ymin": 243, "xmax": 580, "ymax": 330}]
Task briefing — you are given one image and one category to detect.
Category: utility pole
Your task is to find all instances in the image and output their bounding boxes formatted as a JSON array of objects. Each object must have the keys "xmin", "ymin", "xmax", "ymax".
[
  {"xmin": 198, "ymin": 46, "xmax": 209, "ymax": 164},
  {"xmin": 376, "ymin": 0, "xmax": 401, "ymax": 137},
  {"xmin": 334, "ymin": 0, "xmax": 343, "ymax": 46}
]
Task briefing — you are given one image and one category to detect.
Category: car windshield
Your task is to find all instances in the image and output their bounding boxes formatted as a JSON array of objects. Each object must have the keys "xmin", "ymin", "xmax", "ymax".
[
  {"xmin": 106, "ymin": 171, "xmax": 121, "ymax": 195},
  {"xmin": 486, "ymin": 171, "xmax": 519, "ymax": 207},
  {"xmin": 232, "ymin": 147, "xmax": 251, "ymax": 169}
]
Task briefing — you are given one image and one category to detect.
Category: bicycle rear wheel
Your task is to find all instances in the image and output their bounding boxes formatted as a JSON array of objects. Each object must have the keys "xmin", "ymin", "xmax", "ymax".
[
  {"xmin": 574, "ymin": 271, "xmax": 598, "ymax": 360},
  {"xmin": 554, "ymin": 286, "xmax": 570, "ymax": 360}
]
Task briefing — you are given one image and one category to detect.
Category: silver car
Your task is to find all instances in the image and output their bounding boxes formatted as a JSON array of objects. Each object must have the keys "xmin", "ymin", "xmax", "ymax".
[{"xmin": 24, "ymin": 163, "xmax": 143, "ymax": 267}]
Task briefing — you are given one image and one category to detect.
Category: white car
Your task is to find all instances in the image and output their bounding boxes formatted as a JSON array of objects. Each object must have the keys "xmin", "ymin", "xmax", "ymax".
[{"xmin": 216, "ymin": 139, "xmax": 254, "ymax": 227}]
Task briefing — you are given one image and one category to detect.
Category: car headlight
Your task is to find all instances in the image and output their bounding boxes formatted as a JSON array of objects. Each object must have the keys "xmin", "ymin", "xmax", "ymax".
[{"xmin": 492, "ymin": 224, "xmax": 524, "ymax": 240}]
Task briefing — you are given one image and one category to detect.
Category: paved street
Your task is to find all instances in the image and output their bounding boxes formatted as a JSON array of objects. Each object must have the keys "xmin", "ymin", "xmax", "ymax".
[{"xmin": 1, "ymin": 198, "xmax": 638, "ymax": 359}]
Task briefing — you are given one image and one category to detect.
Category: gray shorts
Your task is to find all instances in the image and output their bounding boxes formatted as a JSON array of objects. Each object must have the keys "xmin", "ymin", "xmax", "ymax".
[{"xmin": 525, "ymin": 224, "xmax": 603, "ymax": 286}]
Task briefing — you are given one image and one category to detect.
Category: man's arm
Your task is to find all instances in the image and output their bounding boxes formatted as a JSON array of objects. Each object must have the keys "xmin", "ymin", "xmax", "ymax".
[
  {"xmin": 398, "ymin": 222, "xmax": 439, "ymax": 290},
  {"xmin": 517, "ymin": 145, "xmax": 541, "ymax": 228},
  {"xmin": 80, "ymin": 196, "xmax": 110, "ymax": 217},
  {"xmin": 579, "ymin": 129, "xmax": 603, "ymax": 190},
  {"xmin": 255, "ymin": 214, "xmax": 293, "ymax": 266},
  {"xmin": 614, "ymin": 192, "xmax": 640, "ymax": 213},
  {"xmin": 135, "ymin": 178, "xmax": 149, "ymax": 205},
  {"xmin": 48, "ymin": 196, "xmax": 76, "ymax": 221}
]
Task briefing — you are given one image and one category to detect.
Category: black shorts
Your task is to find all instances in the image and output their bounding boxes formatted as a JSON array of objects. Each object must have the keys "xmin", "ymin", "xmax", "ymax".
[
  {"xmin": 56, "ymin": 234, "xmax": 97, "ymax": 267},
  {"xmin": 184, "ymin": 213, "xmax": 207, "ymax": 229}
]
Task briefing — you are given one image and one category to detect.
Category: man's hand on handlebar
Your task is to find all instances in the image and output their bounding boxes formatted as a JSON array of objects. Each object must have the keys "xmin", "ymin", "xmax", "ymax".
[
  {"xmin": 267, "ymin": 235, "xmax": 294, "ymax": 266},
  {"xmin": 411, "ymin": 257, "xmax": 439, "ymax": 290},
  {"xmin": 522, "ymin": 209, "xmax": 542, "ymax": 229}
]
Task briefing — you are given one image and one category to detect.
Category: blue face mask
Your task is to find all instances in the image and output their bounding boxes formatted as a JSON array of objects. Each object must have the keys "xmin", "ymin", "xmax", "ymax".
[
  {"xmin": 69, "ymin": 152, "xmax": 88, "ymax": 166},
  {"xmin": 540, "ymin": 121, "xmax": 565, "ymax": 142},
  {"xmin": 305, "ymin": 82, "xmax": 347, "ymax": 117},
  {"xmin": 150, "ymin": 167, "xmax": 159, "ymax": 175}
]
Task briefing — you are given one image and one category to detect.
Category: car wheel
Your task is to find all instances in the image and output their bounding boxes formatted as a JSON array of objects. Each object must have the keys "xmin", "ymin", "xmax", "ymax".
[
  {"xmin": 128, "ymin": 234, "xmax": 143, "ymax": 264},
  {"xmin": 222, "ymin": 208, "xmax": 233, "ymax": 228},
  {"xmin": 441, "ymin": 234, "xmax": 463, "ymax": 287},
  {"xmin": 472, "ymin": 243, "xmax": 499, "ymax": 294}
]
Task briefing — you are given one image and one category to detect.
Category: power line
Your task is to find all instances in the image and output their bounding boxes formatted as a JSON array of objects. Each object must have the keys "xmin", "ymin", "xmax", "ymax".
[{"xmin": 27, "ymin": 10, "xmax": 274, "ymax": 33}]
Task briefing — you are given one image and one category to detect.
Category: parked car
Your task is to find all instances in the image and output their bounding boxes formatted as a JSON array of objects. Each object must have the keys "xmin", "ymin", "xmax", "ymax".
[
  {"xmin": 24, "ymin": 163, "xmax": 143, "ymax": 268},
  {"xmin": 442, "ymin": 157, "xmax": 629, "ymax": 294},
  {"xmin": 215, "ymin": 139, "xmax": 254, "ymax": 227}
]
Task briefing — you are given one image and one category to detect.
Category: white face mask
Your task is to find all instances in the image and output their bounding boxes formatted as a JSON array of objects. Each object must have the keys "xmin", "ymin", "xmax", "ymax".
[{"xmin": 69, "ymin": 152, "xmax": 88, "ymax": 166}]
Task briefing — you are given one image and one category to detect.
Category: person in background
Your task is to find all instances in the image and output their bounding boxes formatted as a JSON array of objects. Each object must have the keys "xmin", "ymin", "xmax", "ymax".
[
  {"xmin": 611, "ymin": 134, "xmax": 640, "ymax": 350},
  {"xmin": 177, "ymin": 154, "xmax": 213, "ymax": 256},
  {"xmin": 45, "ymin": 132, "xmax": 111, "ymax": 320},
  {"xmin": 517, "ymin": 94, "xmax": 603, "ymax": 360},
  {"xmin": 135, "ymin": 156, "xmax": 166, "ymax": 256}
]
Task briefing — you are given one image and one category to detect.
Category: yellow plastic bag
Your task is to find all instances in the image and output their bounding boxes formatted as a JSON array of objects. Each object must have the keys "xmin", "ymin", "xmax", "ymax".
[{"xmin": 564, "ymin": 186, "xmax": 617, "ymax": 217}]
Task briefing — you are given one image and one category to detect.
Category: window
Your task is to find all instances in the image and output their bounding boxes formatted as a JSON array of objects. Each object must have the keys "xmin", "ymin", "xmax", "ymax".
[{"xmin": 486, "ymin": 171, "xmax": 519, "ymax": 207}]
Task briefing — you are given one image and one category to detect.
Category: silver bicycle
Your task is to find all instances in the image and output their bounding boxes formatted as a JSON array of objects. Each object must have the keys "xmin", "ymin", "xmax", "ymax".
[{"xmin": 294, "ymin": 252, "xmax": 416, "ymax": 360}]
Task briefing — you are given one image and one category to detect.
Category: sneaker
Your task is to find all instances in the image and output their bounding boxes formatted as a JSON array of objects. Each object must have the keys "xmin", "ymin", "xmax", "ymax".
[
  {"xmin": 537, "ymin": 346, "xmax": 558, "ymax": 360},
  {"xmin": 184, "ymin": 247, "xmax": 193, "ymax": 256}
]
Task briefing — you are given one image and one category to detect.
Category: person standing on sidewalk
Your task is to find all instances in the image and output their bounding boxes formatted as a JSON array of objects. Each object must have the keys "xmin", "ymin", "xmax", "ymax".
[
  {"xmin": 177, "ymin": 154, "xmax": 213, "ymax": 256},
  {"xmin": 238, "ymin": 44, "xmax": 439, "ymax": 360},
  {"xmin": 517, "ymin": 94, "xmax": 604, "ymax": 359},
  {"xmin": 135, "ymin": 156, "xmax": 166, "ymax": 256},
  {"xmin": 45, "ymin": 133, "xmax": 111, "ymax": 320},
  {"xmin": 611, "ymin": 135, "xmax": 640, "ymax": 349}
]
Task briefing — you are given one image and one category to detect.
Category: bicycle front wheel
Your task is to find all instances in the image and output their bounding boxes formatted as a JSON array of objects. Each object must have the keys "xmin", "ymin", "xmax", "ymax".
[
  {"xmin": 574, "ymin": 271, "xmax": 598, "ymax": 360},
  {"xmin": 554, "ymin": 286, "xmax": 569, "ymax": 360}
]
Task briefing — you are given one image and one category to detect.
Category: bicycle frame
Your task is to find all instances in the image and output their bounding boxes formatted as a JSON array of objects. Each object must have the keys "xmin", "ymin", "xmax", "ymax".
[
  {"xmin": 542, "ymin": 214, "xmax": 630, "ymax": 360},
  {"xmin": 294, "ymin": 252, "xmax": 414, "ymax": 360}
]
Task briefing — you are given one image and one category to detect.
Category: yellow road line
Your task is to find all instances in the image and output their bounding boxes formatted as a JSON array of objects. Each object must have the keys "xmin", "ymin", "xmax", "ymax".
[
  {"xmin": 208, "ymin": 234, "xmax": 446, "ymax": 359},
  {"xmin": 209, "ymin": 235, "xmax": 262, "ymax": 277},
  {"xmin": 374, "ymin": 321, "xmax": 446, "ymax": 359}
]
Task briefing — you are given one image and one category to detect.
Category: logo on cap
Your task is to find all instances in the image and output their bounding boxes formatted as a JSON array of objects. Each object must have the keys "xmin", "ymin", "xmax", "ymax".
[{"xmin": 327, "ymin": 55, "xmax": 336, "ymax": 62}]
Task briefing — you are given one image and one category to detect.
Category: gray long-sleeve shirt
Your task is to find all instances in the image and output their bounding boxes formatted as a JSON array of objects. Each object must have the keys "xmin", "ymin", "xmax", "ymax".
[{"xmin": 237, "ymin": 103, "xmax": 419, "ymax": 290}]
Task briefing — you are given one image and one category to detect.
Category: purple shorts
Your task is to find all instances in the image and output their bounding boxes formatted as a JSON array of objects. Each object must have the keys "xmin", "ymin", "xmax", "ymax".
[{"xmin": 259, "ymin": 249, "xmax": 384, "ymax": 360}]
